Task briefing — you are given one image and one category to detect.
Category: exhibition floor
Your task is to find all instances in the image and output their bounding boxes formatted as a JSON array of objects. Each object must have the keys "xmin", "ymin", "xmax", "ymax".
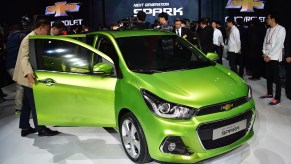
[{"xmin": 1, "ymin": 70, "xmax": 291, "ymax": 164}]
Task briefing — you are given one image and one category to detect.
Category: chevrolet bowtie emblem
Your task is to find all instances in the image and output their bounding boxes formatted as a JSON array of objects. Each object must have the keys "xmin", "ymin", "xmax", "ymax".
[
  {"xmin": 226, "ymin": 0, "xmax": 264, "ymax": 12},
  {"xmin": 45, "ymin": 1, "xmax": 80, "ymax": 17},
  {"xmin": 222, "ymin": 104, "xmax": 234, "ymax": 111}
]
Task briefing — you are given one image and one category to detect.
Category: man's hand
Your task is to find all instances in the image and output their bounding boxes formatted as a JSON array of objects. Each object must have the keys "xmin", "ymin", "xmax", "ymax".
[
  {"xmin": 263, "ymin": 55, "xmax": 270, "ymax": 62},
  {"xmin": 27, "ymin": 73, "xmax": 35, "ymax": 86},
  {"xmin": 286, "ymin": 57, "xmax": 291, "ymax": 63}
]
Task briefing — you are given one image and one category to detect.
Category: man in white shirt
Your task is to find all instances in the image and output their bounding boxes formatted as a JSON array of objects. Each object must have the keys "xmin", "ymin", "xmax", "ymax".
[
  {"xmin": 226, "ymin": 17, "xmax": 241, "ymax": 74},
  {"xmin": 212, "ymin": 21, "xmax": 224, "ymax": 64},
  {"xmin": 260, "ymin": 13, "xmax": 286, "ymax": 105}
]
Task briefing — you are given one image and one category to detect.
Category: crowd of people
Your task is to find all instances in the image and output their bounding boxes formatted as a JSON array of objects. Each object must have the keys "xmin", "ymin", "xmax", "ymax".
[
  {"xmin": 110, "ymin": 12, "xmax": 290, "ymax": 106},
  {"xmin": 126, "ymin": 12, "xmax": 290, "ymax": 105},
  {"xmin": 0, "ymin": 11, "xmax": 290, "ymax": 137}
]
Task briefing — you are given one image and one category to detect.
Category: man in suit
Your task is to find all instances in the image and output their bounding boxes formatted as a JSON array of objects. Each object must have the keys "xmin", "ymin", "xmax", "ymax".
[
  {"xmin": 247, "ymin": 19, "xmax": 266, "ymax": 80},
  {"xmin": 173, "ymin": 18, "xmax": 191, "ymax": 41},
  {"xmin": 198, "ymin": 17, "xmax": 214, "ymax": 54},
  {"xmin": 236, "ymin": 18, "xmax": 247, "ymax": 77},
  {"xmin": 13, "ymin": 19, "xmax": 60, "ymax": 137}
]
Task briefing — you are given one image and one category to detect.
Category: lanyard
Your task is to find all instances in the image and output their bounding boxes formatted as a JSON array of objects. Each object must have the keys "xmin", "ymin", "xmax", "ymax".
[
  {"xmin": 267, "ymin": 25, "xmax": 278, "ymax": 44},
  {"xmin": 227, "ymin": 26, "xmax": 235, "ymax": 45}
]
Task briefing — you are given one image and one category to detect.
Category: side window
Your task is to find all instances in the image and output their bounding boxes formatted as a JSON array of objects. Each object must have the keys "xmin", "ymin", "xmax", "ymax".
[
  {"xmin": 96, "ymin": 37, "xmax": 119, "ymax": 77},
  {"xmin": 86, "ymin": 36, "xmax": 95, "ymax": 46},
  {"xmin": 97, "ymin": 38, "xmax": 118, "ymax": 64},
  {"xmin": 35, "ymin": 39, "xmax": 91, "ymax": 74}
]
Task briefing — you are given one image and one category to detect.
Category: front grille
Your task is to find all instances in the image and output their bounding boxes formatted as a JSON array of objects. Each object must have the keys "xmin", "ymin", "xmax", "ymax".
[
  {"xmin": 196, "ymin": 97, "xmax": 248, "ymax": 116},
  {"xmin": 197, "ymin": 110, "xmax": 254, "ymax": 150}
]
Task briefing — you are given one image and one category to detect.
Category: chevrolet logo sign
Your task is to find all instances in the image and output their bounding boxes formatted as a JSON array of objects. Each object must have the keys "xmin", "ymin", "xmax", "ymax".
[
  {"xmin": 222, "ymin": 104, "xmax": 234, "ymax": 111},
  {"xmin": 226, "ymin": 0, "xmax": 264, "ymax": 12},
  {"xmin": 45, "ymin": 1, "xmax": 80, "ymax": 17}
]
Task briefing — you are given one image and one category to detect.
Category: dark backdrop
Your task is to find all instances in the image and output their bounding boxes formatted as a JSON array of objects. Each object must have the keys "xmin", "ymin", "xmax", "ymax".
[{"xmin": 0, "ymin": 0, "xmax": 289, "ymax": 29}]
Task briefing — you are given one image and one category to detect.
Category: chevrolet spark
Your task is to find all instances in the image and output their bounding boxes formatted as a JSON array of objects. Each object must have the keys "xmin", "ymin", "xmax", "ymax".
[{"xmin": 29, "ymin": 30, "xmax": 255, "ymax": 163}]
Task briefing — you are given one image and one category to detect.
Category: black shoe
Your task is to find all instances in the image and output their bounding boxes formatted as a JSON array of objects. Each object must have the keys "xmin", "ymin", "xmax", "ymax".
[
  {"xmin": 269, "ymin": 99, "xmax": 280, "ymax": 105},
  {"xmin": 260, "ymin": 94, "xmax": 273, "ymax": 99},
  {"xmin": 38, "ymin": 128, "xmax": 60, "ymax": 136},
  {"xmin": 21, "ymin": 127, "xmax": 37, "ymax": 137}
]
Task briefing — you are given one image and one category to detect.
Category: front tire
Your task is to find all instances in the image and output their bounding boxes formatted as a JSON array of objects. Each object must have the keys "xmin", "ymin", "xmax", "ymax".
[{"xmin": 119, "ymin": 112, "xmax": 152, "ymax": 163}]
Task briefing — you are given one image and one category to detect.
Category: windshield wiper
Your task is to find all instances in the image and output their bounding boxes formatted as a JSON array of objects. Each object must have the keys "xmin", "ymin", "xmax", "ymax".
[
  {"xmin": 162, "ymin": 66, "xmax": 191, "ymax": 72},
  {"xmin": 162, "ymin": 63, "xmax": 211, "ymax": 72},
  {"xmin": 131, "ymin": 69, "xmax": 163, "ymax": 74}
]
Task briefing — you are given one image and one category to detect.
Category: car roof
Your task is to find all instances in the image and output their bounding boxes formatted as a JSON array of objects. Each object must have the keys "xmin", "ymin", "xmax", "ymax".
[{"xmin": 86, "ymin": 29, "xmax": 175, "ymax": 38}]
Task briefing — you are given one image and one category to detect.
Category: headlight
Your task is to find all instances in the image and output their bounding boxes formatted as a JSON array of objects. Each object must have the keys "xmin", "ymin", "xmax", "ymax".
[
  {"xmin": 141, "ymin": 90, "xmax": 197, "ymax": 119},
  {"xmin": 248, "ymin": 85, "xmax": 252, "ymax": 100}
]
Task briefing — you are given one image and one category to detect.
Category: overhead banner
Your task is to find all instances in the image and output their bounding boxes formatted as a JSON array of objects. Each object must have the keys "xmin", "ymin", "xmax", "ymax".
[
  {"xmin": 225, "ymin": 0, "xmax": 267, "ymax": 22},
  {"xmin": 104, "ymin": 0, "xmax": 199, "ymax": 25},
  {"xmin": 42, "ymin": 0, "xmax": 89, "ymax": 26},
  {"xmin": 45, "ymin": 1, "xmax": 81, "ymax": 17}
]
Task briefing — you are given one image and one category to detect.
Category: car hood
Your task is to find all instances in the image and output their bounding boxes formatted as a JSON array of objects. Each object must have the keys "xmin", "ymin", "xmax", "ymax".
[{"xmin": 134, "ymin": 66, "xmax": 247, "ymax": 108}]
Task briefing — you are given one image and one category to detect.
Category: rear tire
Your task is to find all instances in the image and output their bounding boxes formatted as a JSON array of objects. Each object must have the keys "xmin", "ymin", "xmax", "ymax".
[{"xmin": 119, "ymin": 112, "xmax": 152, "ymax": 163}]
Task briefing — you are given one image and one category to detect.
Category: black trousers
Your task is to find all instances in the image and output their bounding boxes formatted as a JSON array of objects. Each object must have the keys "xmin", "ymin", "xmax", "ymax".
[
  {"xmin": 19, "ymin": 86, "xmax": 45, "ymax": 132},
  {"xmin": 237, "ymin": 53, "xmax": 245, "ymax": 77},
  {"xmin": 228, "ymin": 52, "xmax": 238, "ymax": 73},
  {"xmin": 286, "ymin": 63, "xmax": 291, "ymax": 99},
  {"xmin": 214, "ymin": 45, "xmax": 223, "ymax": 64},
  {"xmin": 249, "ymin": 56, "xmax": 264, "ymax": 78},
  {"xmin": 228, "ymin": 51, "xmax": 244, "ymax": 76},
  {"xmin": 265, "ymin": 61, "xmax": 281, "ymax": 100}
]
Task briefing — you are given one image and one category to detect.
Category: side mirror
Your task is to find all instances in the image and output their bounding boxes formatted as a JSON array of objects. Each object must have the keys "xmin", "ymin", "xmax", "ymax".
[
  {"xmin": 93, "ymin": 63, "xmax": 113, "ymax": 74},
  {"xmin": 206, "ymin": 52, "xmax": 219, "ymax": 61}
]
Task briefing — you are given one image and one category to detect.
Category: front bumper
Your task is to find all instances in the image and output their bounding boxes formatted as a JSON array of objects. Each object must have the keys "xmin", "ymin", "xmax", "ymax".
[{"xmin": 142, "ymin": 101, "xmax": 256, "ymax": 163}]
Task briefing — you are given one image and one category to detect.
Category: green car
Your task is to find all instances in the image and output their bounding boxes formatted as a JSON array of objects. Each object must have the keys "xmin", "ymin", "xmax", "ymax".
[{"xmin": 29, "ymin": 30, "xmax": 255, "ymax": 163}]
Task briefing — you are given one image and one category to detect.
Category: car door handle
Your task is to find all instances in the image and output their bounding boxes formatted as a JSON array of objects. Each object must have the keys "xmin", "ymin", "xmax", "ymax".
[{"xmin": 38, "ymin": 78, "xmax": 56, "ymax": 86}]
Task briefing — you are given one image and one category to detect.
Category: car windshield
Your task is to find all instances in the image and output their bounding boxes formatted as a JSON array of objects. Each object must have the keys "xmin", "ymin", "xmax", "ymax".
[{"xmin": 116, "ymin": 35, "xmax": 214, "ymax": 74}]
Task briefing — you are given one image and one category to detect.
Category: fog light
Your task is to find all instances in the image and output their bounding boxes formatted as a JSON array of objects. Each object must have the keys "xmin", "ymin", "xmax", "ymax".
[
  {"xmin": 168, "ymin": 143, "xmax": 176, "ymax": 152},
  {"xmin": 160, "ymin": 136, "xmax": 193, "ymax": 155}
]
